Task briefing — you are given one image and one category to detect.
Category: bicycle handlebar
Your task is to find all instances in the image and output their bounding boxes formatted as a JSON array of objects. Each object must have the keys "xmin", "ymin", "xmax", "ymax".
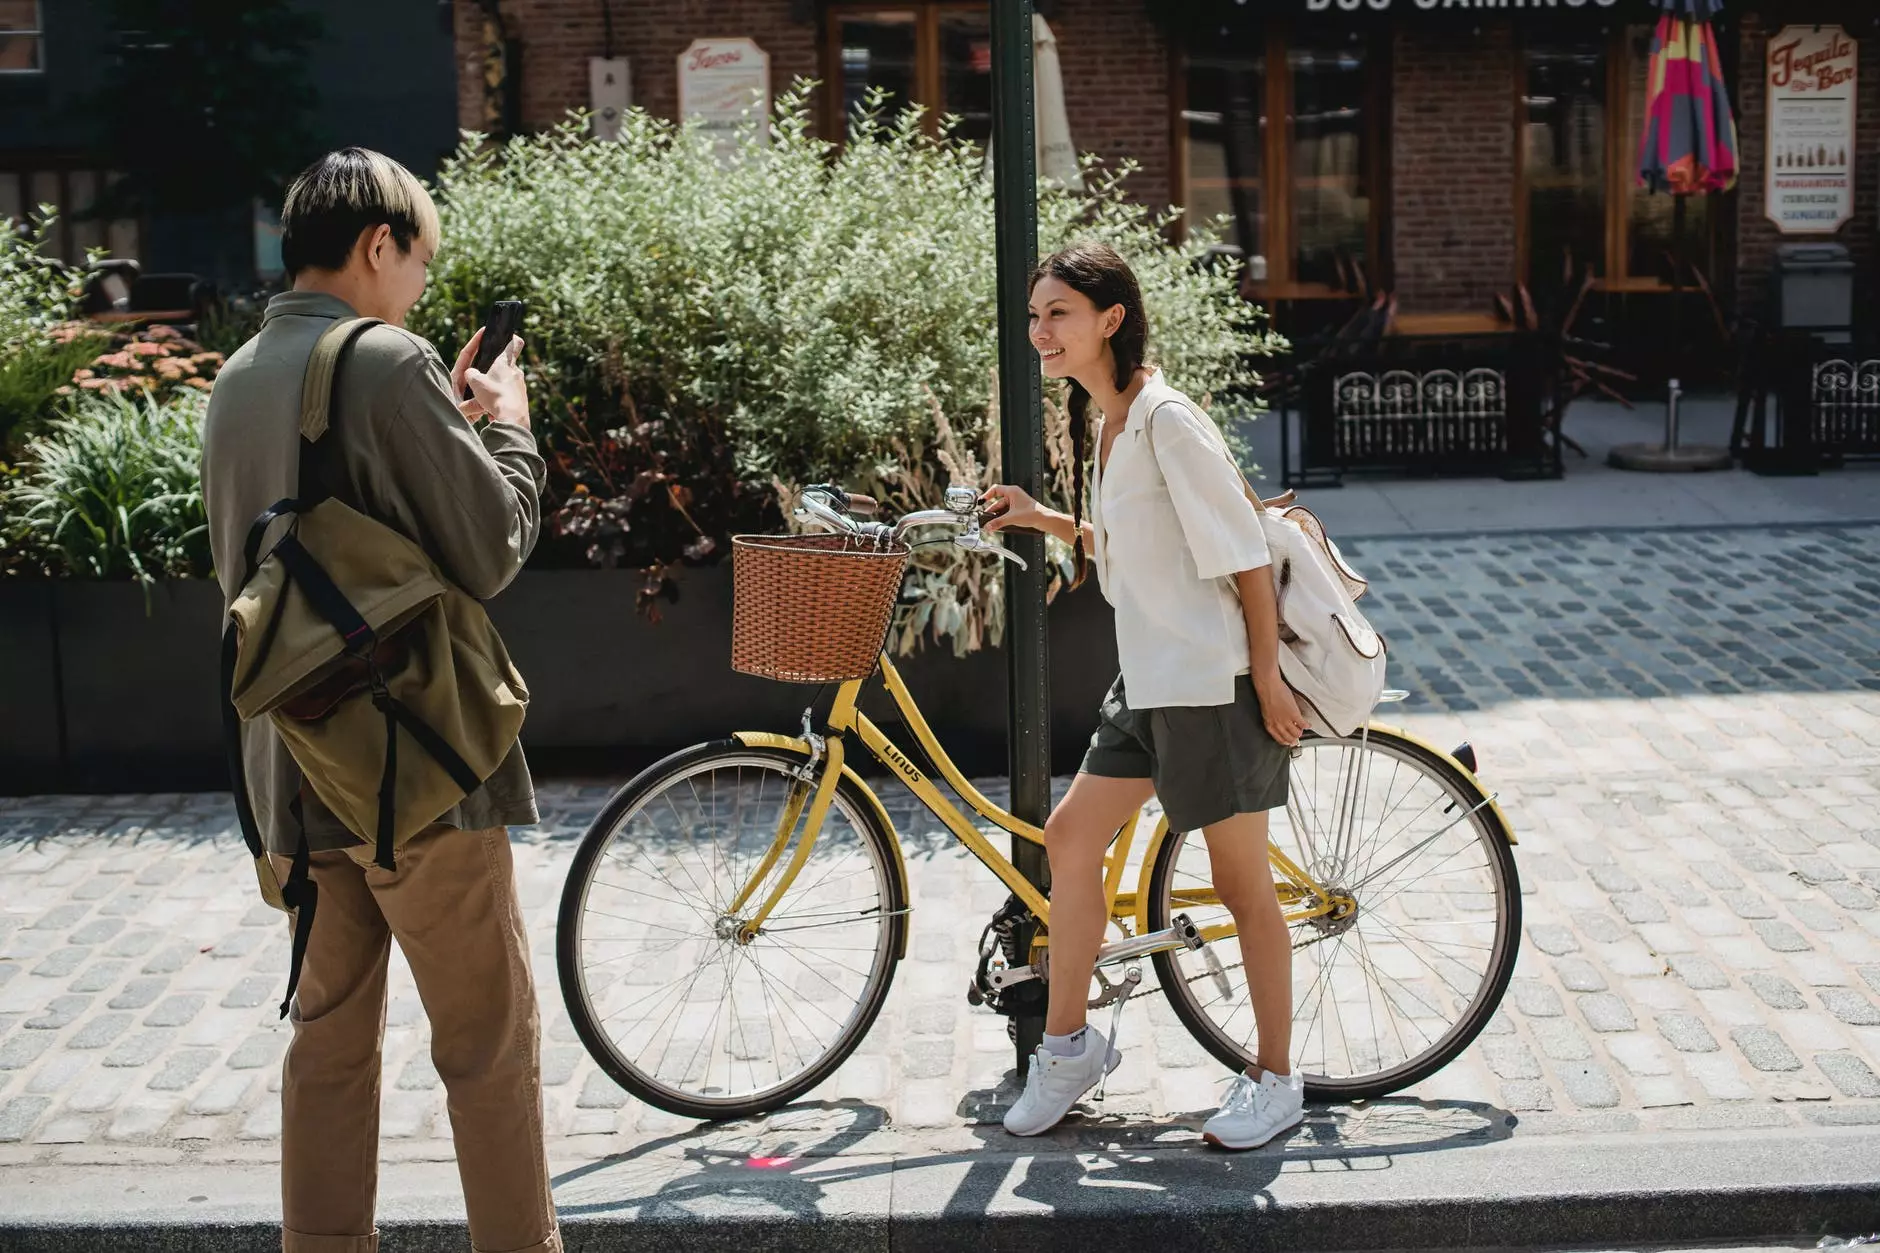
[{"xmin": 795, "ymin": 485, "xmax": 1028, "ymax": 570}]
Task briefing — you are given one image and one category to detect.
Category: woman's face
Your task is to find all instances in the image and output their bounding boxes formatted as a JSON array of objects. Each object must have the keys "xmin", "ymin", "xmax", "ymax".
[{"xmin": 1028, "ymin": 275, "xmax": 1123, "ymax": 382}]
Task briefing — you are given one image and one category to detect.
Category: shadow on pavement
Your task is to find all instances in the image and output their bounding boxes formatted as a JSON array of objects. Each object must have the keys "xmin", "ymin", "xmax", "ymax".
[{"xmin": 549, "ymin": 1090, "xmax": 1514, "ymax": 1220}]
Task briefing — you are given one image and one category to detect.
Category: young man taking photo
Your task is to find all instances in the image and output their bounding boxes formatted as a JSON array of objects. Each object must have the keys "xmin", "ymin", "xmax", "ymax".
[{"xmin": 201, "ymin": 147, "xmax": 560, "ymax": 1253}]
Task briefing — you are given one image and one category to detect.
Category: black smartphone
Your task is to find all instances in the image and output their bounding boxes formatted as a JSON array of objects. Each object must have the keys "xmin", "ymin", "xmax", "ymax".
[{"xmin": 463, "ymin": 299, "xmax": 525, "ymax": 399}]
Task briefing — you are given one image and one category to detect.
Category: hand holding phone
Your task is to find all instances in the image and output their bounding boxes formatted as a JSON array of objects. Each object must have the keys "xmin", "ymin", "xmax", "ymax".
[
  {"xmin": 462, "ymin": 299, "xmax": 525, "ymax": 400},
  {"xmin": 452, "ymin": 300, "xmax": 531, "ymax": 430}
]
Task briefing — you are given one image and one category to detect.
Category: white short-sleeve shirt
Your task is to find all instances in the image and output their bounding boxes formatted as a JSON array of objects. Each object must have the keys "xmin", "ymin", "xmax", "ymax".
[{"xmin": 1088, "ymin": 370, "xmax": 1272, "ymax": 708}]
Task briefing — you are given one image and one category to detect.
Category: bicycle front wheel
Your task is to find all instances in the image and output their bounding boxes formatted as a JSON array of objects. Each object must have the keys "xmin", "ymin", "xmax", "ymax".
[
  {"xmin": 557, "ymin": 742, "xmax": 906, "ymax": 1121},
  {"xmin": 1149, "ymin": 727, "xmax": 1520, "ymax": 1102}
]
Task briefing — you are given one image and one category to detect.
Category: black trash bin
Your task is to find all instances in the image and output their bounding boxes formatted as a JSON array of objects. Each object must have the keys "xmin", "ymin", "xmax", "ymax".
[{"xmin": 1775, "ymin": 242, "xmax": 1854, "ymax": 343}]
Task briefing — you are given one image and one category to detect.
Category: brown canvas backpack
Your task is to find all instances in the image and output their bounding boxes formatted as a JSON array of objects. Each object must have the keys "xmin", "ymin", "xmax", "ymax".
[{"xmin": 220, "ymin": 317, "xmax": 529, "ymax": 1015}]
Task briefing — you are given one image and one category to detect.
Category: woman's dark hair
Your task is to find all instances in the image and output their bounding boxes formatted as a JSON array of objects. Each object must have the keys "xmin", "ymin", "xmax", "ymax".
[
  {"xmin": 1029, "ymin": 240, "xmax": 1148, "ymax": 589},
  {"xmin": 279, "ymin": 147, "xmax": 440, "ymax": 279}
]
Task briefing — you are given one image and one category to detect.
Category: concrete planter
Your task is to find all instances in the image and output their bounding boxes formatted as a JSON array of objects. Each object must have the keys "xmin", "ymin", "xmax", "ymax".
[
  {"xmin": 0, "ymin": 580, "xmax": 63, "ymax": 794},
  {"xmin": 1, "ymin": 569, "xmax": 1119, "ymax": 794}
]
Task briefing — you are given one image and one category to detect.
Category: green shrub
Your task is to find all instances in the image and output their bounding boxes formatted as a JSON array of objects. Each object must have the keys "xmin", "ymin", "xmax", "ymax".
[
  {"xmin": 411, "ymin": 87, "xmax": 1278, "ymax": 652},
  {"xmin": 0, "ymin": 327, "xmax": 106, "ymax": 453},
  {"xmin": 0, "ymin": 212, "xmax": 85, "ymax": 352},
  {"xmin": 0, "ymin": 212, "xmax": 96, "ymax": 451},
  {"xmin": 2, "ymin": 388, "xmax": 211, "ymax": 584}
]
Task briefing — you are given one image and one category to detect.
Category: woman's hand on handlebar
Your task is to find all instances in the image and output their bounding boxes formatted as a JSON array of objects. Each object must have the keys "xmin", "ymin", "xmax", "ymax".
[
  {"xmin": 981, "ymin": 484, "xmax": 1049, "ymax": 534},
  {"xmin": 982, "ymin": 484, "xmax": 1086, "ymax": 549}
]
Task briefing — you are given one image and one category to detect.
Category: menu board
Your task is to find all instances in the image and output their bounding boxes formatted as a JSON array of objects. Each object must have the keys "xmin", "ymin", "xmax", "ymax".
[
  {"xmin": 1765, "ymin": 25, "xmax": 1858, "ymax": 234},
  {"xmin": 676, "ymin": 38, "xmax": 770, "ymax": 158}
]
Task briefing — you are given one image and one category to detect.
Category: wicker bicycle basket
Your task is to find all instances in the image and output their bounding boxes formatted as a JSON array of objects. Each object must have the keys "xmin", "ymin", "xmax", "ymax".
[{"xmin": 730, "ymin": 533, "xmax": 911, "ymax": 683}]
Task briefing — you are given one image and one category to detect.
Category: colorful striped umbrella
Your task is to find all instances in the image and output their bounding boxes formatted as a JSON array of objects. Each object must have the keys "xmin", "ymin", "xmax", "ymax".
[{"xmin": 1637, "ymin": 0, "xmax": 1739, "ymax": 195}]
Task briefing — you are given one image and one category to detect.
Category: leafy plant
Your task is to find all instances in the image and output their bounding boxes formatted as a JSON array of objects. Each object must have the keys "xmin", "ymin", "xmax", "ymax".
[
  {"xmin": 410, "ymin": 88, "xmax": 1278, "ymax": 653},
  {"xmin": 0, "ymin": 213, "xmax": 99, "ymax": 453},
  {"xmin": 1, "ymin": 212, "xmax": 87, "ymax": 353},
  {"xmin": 536, "ymin": 378, "xmax": 780, "ymax": 616},
  {"xmin": 0, "ymin": 326, "xmax": 106, "ymax": 453},
  {"xmin": 3, "ymin": 389, "xmax": 212, "ymax": 585}
]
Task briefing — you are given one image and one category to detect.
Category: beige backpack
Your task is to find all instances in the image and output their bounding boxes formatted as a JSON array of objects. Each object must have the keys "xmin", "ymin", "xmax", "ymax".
[{"xmin": 221, "ymin": 317, "xmax": 529, "ymax": 1014}]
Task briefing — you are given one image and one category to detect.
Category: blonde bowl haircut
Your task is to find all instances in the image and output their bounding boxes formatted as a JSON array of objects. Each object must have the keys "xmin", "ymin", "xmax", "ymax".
[{"xmin": 279, "ymin": 147, "xmax": 441, "ymax": 279}]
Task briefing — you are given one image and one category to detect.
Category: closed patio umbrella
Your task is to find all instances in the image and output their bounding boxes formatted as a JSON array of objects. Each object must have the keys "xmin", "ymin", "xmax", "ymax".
[
  {"xmin": 981, "ymin": 14, "xmax": 1082, "ymax": 190},
  {"xmin": 1610, "ymin": 0, "xmax": 1739, "ymax": 473},
  {"xmin": 1637, "ymin": 0, "xmax": 1738, "ymax": 195}
]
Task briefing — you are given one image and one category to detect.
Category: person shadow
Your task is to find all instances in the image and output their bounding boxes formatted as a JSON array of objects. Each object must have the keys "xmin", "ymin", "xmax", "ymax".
[{"xmin": 548, "ymin": 1077, "xmax": 1517, "ymax": 1230}]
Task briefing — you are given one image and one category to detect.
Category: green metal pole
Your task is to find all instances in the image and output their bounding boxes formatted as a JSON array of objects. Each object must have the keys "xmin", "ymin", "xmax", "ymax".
[{"xmin": 989, "ymin": 0, "xmax": 1050, "ymax": 1070}]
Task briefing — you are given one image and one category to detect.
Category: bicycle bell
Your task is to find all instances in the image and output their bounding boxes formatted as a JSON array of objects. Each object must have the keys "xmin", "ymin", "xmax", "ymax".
[{"xmin": 944, "ymin": 485, "xmax": 979, "ymax": 515}]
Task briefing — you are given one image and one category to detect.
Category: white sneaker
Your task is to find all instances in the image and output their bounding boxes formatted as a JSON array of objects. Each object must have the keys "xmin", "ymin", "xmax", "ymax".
[
  {"xmin": 1002, "ymin": 1027, "xmax": 1122, "ymax": 1137},
  {"xmin": 1201, "ymin": 1069, "xmax": 1305, "ymax": 1150}
]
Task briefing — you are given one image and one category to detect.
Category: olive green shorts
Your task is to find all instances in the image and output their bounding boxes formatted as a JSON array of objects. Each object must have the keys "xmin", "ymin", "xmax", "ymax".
[{"xmin": 1079, "ymin": 672, "xmax": 1290, "ymax": 832}]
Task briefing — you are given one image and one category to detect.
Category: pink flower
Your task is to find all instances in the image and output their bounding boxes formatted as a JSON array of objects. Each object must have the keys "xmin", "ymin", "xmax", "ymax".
[
  {"xmin": 146, "ymin": 325, "xmax": 182, "ymax": 341},
  {"xmin": 72, "ymin": 368, "xmax": 95, "ymax": 381},
  {"xmin": 78, "ymin": 377, "xmax": 110, "ymax": 390},
  {"xmin": 128, "ymin": 341, "xmax": 166, "ymax": 357},
  {"xmin": 95, "ymin": 352, "xmax": 134, "ymax": 370},
  {"xmin": 184, "ymin": 377, "xmax": 213, "ymax": 392}
]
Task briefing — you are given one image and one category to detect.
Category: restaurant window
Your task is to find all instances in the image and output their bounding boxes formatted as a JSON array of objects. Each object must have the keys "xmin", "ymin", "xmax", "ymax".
[
  {"xmin": 1520, "ymin": 24, "xmax": 1710, "ymax": 296},
  {"xmin": 827, "ymin": 4, "xmax": 992, "ymax": 147},
  {"xmin": 1181, "ymin": 27, "xmax": 1384, "ymax": 298},
  {"xmin": 0, "ymin": 1, "xmax": 40, "ymax": 73},
  {"xmin": 0, "ymin": 167, "xmax": 141, "ymax": 264}
]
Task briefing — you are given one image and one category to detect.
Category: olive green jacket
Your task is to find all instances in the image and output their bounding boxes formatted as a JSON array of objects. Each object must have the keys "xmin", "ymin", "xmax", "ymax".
[{"xmin": 202, "ymin": 291, "xmax": 546, "ymax": 854}]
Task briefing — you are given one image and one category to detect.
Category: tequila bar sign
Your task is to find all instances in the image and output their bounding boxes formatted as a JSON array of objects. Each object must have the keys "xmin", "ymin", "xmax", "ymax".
[
  {"xmin": 1765, "ymin": 25, "xmax": 1857, "ymax": 234},
  {"xmin": 677, "ymin": 38, "xmax": 770, "ymax": 160}
]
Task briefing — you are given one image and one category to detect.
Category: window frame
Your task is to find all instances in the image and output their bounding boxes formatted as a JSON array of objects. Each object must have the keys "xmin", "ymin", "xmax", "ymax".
[
  {"xmin": 0, "ymin": 0, "xmax": 43, "ymax": 76},
  {"xmin": 1514, "ymin": 23, "xmax": 1720, "ymax": 295},
  {"xmin": 0, "ymin": 163, "xmax": 141, "ymax": 264},
  {"xmin": 1174, "ymin": 22, "xmax": 1390, "ymax": 302},
  {"xmin": 822, "ymin": 1, "xmax": 992, "ymax": 143}
]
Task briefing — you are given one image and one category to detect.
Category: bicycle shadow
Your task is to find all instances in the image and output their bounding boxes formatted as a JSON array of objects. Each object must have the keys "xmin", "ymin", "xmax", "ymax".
[{"xmin": 549, "ymin": 1083, "xmax": 1516, "ymax": 1224}]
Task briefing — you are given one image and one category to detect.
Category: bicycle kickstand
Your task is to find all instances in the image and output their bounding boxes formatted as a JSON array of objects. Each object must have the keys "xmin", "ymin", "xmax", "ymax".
[{"xmin": 1093, "ymin": 963, "xmax": 1142, "ymax": 1104}]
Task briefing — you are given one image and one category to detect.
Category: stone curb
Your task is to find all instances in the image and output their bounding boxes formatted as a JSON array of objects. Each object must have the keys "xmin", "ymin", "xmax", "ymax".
[
  {"xmin": 4, "ymin": 1125, "xmax": 1880, "ymax": 1252},
  {"xmin": 1336, "ymin": 516, "xmax": 1880, "ymax": 542}
]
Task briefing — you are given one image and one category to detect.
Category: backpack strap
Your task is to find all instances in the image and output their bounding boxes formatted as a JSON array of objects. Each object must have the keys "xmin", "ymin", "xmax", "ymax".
[
  {"xmin": 1144, "ymin": 398, "xmax": 1268, "ymax": 512},
  {"xmin": 297, "ymin": 317, "xmax": 383, "ymax": 505}
]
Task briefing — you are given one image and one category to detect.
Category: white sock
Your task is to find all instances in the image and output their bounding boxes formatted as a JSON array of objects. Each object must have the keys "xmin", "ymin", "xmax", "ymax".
[{"xmin": 1043, "ymin": 1028, "xmax": 1087, "ymax": 1057}]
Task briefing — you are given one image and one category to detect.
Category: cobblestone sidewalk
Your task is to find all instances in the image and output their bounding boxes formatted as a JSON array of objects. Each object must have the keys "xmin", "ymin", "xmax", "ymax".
[{"xmin": 1, "ymin": 525, "xmax": 1877, "ymax": 1168}]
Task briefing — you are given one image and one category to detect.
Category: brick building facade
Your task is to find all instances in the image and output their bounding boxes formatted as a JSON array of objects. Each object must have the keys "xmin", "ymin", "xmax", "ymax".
[{"xmin": 453, "ymin": 0, "xmax": 1880, "ymax": 329}]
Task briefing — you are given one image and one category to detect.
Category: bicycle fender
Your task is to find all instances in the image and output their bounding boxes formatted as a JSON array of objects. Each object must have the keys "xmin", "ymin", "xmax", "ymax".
[
  {"xmin": 731, "ymin": 731, "xmax": 913, "ymax": 958},
  {"xmin": 1359, "ymin": 724, "xmax": 1519, "ymax": 846}
]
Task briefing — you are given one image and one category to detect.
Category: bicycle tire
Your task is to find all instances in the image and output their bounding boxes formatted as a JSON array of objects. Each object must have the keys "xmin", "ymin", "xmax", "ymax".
[
  {"xmin": 557, "ymin": 740, "xmax": 907, "ymax": 1121},
  {"xmin": 1147, "ymin": 727, "xmax": 1521, "ymax": 1102}
]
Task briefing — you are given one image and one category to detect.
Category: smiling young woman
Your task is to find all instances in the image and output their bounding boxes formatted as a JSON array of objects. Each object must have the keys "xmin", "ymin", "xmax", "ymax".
[{"xmin": 979, "ymin": 240, "xmax": 1311, "ymax": 1151}]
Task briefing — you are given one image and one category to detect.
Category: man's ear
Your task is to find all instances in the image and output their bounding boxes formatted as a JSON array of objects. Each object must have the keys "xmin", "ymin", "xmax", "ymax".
[{"xmin": 359, "ymin": 223, "xmax": 393, "ymax": 271}]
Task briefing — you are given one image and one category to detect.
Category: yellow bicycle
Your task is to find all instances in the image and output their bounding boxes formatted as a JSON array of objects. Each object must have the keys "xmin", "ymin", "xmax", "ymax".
[{"xmin": 557, "ymin": 486, "xmax": 1521, "ymax": 1120}]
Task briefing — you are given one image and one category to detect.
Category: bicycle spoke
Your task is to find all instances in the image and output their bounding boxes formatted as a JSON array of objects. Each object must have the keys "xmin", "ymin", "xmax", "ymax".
[
  {"xmin": 566, "ymin": 751, "xmax": 897, "ymax": 1113},
  {"xmin": 1158, "ymin": 732, "xmax": 1515, "ymax": 1095}
]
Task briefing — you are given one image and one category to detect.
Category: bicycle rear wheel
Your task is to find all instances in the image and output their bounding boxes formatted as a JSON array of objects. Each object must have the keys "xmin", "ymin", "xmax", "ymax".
[
  {"xmin": 557, "ymin": 741, "xmax": 906, "ymax": 1121},
  {"xmin": 1148, "ymin": 727, "xmax": 1520, "ymax": 1102}
]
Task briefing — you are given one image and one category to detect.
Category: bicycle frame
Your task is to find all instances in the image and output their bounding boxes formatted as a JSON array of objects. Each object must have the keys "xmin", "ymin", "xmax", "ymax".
[{"xmin": 726, "ymin": 653, "xmax": 1359, "ymax": 969}]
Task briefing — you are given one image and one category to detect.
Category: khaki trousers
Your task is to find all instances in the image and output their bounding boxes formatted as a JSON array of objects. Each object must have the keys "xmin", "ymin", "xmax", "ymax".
[{"xmin": 276, "ymin": 825, "xmax": 561, "ymax": 1253}]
